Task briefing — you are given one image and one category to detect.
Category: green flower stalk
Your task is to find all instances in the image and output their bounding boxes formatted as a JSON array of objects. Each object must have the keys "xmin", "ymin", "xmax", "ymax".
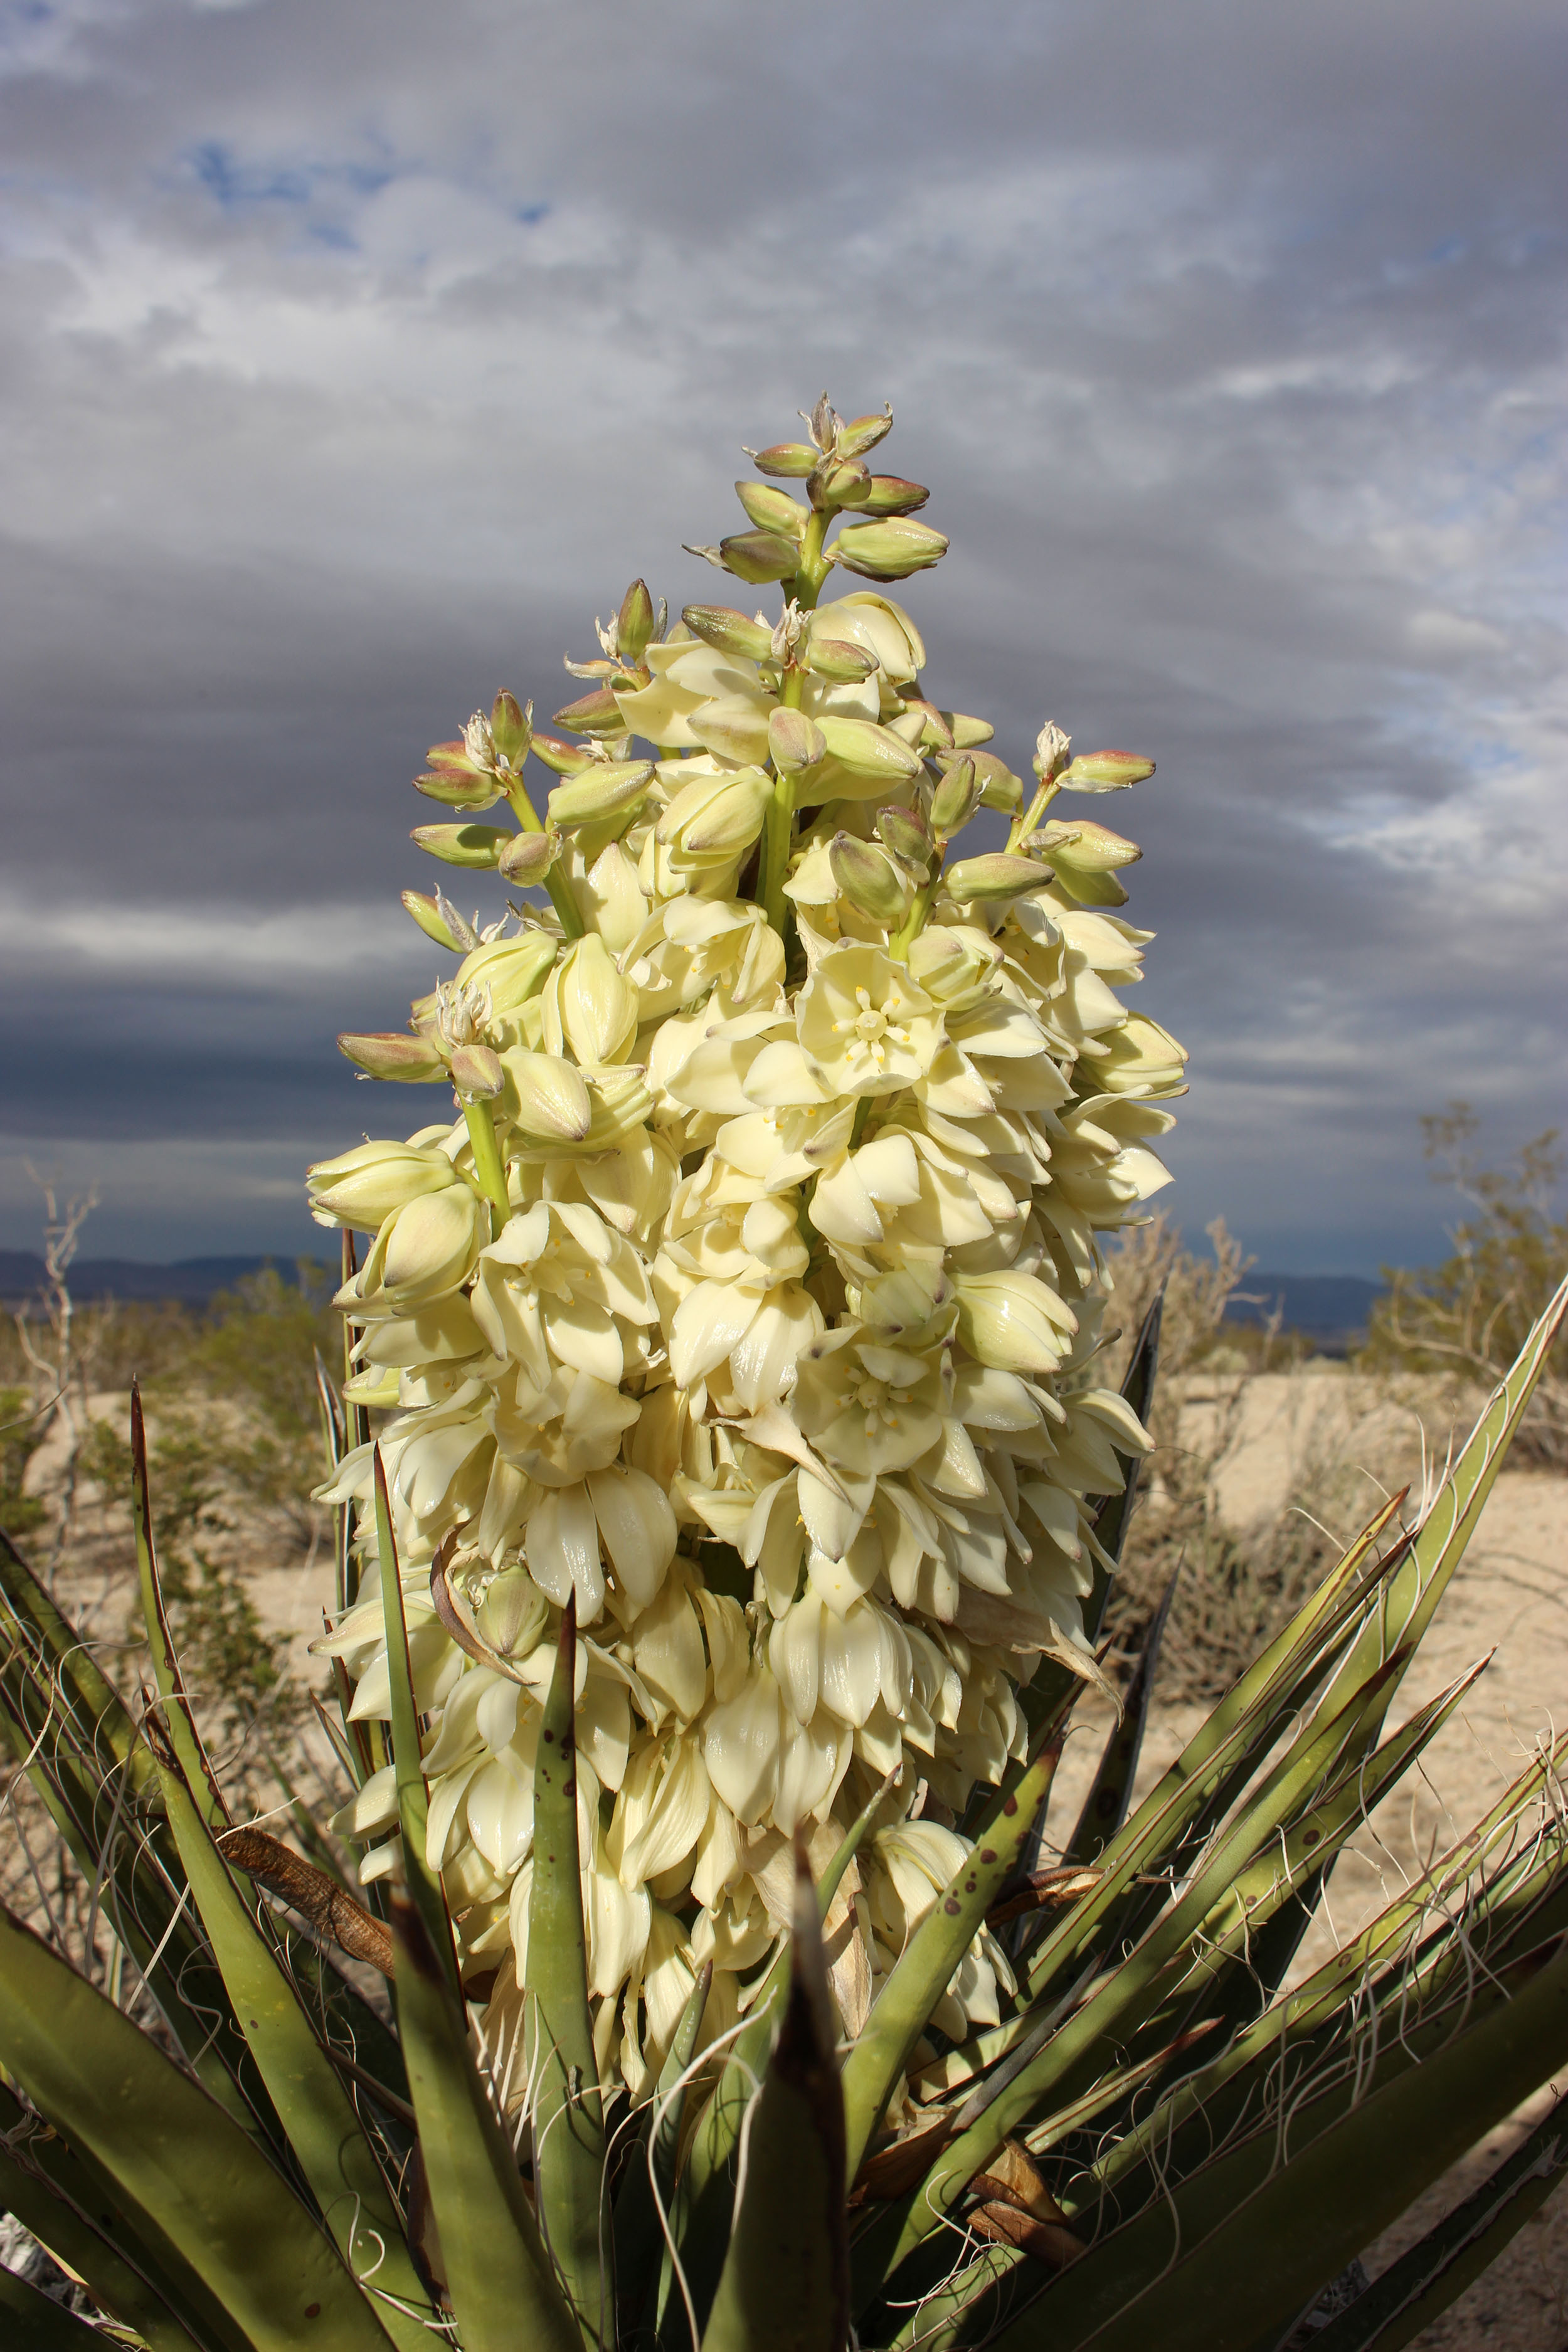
[{"xmin": 306, "ymin": 395, "xmax": 1183, "ymax": 2103}]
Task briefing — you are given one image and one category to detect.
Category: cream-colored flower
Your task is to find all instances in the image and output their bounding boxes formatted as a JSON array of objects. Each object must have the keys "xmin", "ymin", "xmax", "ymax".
[
  {"xmin": 342, "ymin": 1186, "xmax": 489, "ymax": 1316},
  {"xmin": 307, "ymin": 1138, "xmax": 465, "ymax": 1230},
  {"xmin": 470, "ymin": 1200, "xmax": 657, "ymax": 1391},
  {"xmin": 797, "ymin": 943, "xmax": 943, "ymax": 1098},
  {"xmin": 307, "ymin": 403, "xmax": 1187, "ymax": 2104}
]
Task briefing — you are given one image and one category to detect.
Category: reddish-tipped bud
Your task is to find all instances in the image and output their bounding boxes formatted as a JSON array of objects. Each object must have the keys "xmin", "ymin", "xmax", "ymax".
[
  {"xmin": 837, "ymin": 406, "xmax": 894, "ymax": 459},
  {"xmin": 448, "ymin": 1042, "xmax": 504, "ymax": 1099},
  {"xmin": 769, "ymin": 708, "xmax": 827, "ymax": 775},
  {"xmin": 810, "ymin": 457, "xmax": 871, "ymax": 511},
  {"xmin": 859, "ymin": 477, "xmax": 929, "ymax": 516},
  {"xmin": 490, "ymin": 691, "xmax": 531, "ymax": 766},
  {"xmin": 412, "ymin": 768, "xmax": 502, "ymax": 808},
  {"xmin": 546, "ymin": 760, "xmax": 655, "ymax": 830},
  {"xmin": 1061, "ymin": 749, "xmax": 1156, "ymax": 791},
  {"xmin": 748, "ymin": 442, "xmax": 819, "ymax": 478},
  {"xmin": 401, "ymin": 890, "xmax": 475, "ymax": 951},
  {"xmin": 410, "ymin": 824, "xmax": 509, "ymax": 869},
  {"xmin": 829, "ymin": 833, "xmax": 911, "ymax": 926},
  {"xmin": 684, "ymin": 531, "xmax": 801, "ymax": 585},
  {"xmin": 615, "ymin": 580, "xmax": 657, "ymax": 665},
  {"xmin": 929, "ymin": 756, "xmax": 979, "ymax": 835},
  {"xmin": 876, "ymin": 803, "xmax": 933, "ymax": 869},
  {"xmin": 830, "ymin": 516, "xmax": 948, "ymax": 580},
  {"xmin": 528, "ymin": 733, "xmax": 597, "ymax": 776},
  {"xmin": 803, "ymin": 637, "xmax": 879, "ymax": 684},
  {"xmin": 337, "ymin": 1031, "xmax": 449, "ymax": 1081},
  {"xmin": 943, "ymin": 853, "xmax": 1047, "ymax": 903},
  {"xmin": 496, "ymin": 830, "xmax": 559, "ymax": 885},
  {"xmin": 681, "ymin": 605, "xmax": 776, "ymax": 661},
  {"xmin": 551, "ymin": 685, "xmax": 625, "ymax": 738},
  {"xmin": 734, "ymin": 482, "xmax": 808, "ymax": 539}
]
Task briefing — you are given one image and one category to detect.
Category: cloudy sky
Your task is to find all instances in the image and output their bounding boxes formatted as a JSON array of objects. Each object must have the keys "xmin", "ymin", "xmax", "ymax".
[{"xmin": 3, "ymin": 0, "xmax": 1564, "ymax": 1273}]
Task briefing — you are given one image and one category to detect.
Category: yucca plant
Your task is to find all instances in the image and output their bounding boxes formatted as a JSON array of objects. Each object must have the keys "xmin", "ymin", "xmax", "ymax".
[{"xmin": 4, "ymin": 396, "xmax": 1568, "ymax": 2352}]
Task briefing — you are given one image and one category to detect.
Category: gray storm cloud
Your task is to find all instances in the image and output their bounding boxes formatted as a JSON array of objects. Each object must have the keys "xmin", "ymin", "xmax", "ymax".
[{"xmin": 2, "ymin": 0, "xmax": 1563, "ymax": 1266}]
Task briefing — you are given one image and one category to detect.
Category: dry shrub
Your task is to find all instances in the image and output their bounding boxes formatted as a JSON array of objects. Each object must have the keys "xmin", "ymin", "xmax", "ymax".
[
  {"xmin": 1362, "ymin": 1104, "xmax": 1567, "ymax": 1470},
  {"xmin": 1099, "ymin": 1216, "xmax": 1350, "ymax": 1702}
]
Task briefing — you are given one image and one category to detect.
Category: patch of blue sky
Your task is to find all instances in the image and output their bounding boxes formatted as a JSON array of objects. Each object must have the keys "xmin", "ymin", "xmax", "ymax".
[
  {"xmin": 178, "ymin": 138, "xmax": 551, "ymax": 253},
  {"xmin": 185, "ymin": 139, "xmax": 398, "ymax": 213}
]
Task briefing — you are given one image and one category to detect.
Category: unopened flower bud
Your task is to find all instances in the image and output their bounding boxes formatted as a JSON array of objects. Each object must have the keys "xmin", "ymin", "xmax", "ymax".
[
  {"xmin": 307, "ymin": 1138, "xmax": 461, "ymax": 1228},
  {"xmin": 746, "ymin": 442, "xmax": 818, "ymax": 479},
  {"xmin": 452, "ymin": 936, "xmax": 556, "ymax": 1036},
  {"xmin": 949, "ymin": 713, "xmax": 996, "ymax": 750},
  {"xmin": 490, "ymin": 692, "xmax": 532, "ymax": 766},
  {"xmin": 1060, "ymin": 749, "xmax": 1156, "ymax": 792},
  {"xmin": 527, "ymin": 733, "xmax": 598, "ymax": 776},
  {"xmin": 476, "ymin": 1564, "xmax": 548, "ymax": 1658},
  {"xmin": 615, "ymin": 579, "xmax": 657, "ymax": 665},
  {"xmin": 1030, "ymin": 818, "xmax": 1141, "ymax": 873},
  {"xmin": 496, "ymin": 829, "xmax": 559, "ymax": 885},
  {"xmin": 876, "ymin": 803, "xmax": 933, "ymax": 869},
  {"xmin": 929, "ymin": 756, "xmax": 978, "ymax": 835},
  {"xmin": 411, "ymin": 824, "xmax": 509, "ymax": 869},
  {"xmin": 857, "ymin": 477, "xmax": 930, "ymax": 516},
  {"xmin": 768, "ymin": 708, "xmax": 827, "ymax": 774},
  {"xmin": 895, "ymin": 699, "xmax": 952, "ymax": 751},
  {"xmin": 1033, "ymin": 723, "xmax": 1072, "ymax": 783},
  {"xmin": 682, "ymin": 531, "xmax": 801, "ymax": 585},
  {"xmin": 970, "ymin": 751, "xmax": 1025, "ymax": 814},
  {"xmin": 456, "ymin": 930, "xmax": 556, "ymax": 1012},
  {"xmin": 448, "ymin": 1042, "xmax": 504, "ymax": 1099},
  {"xmin": 413, "ymin": 766, "xmax": 502, "ymax": 808},
  {"xmin": 906, "ymin": 925, "xmax": 1002, "ymax": 1005},
  {"xmin": 544, "ymin": 933, "xmax": 640, "ymax": 1064},
  {"xmin": 829, "ymin": 833, "xmax": 912, "ymax": 925},
  {"xmin": 501, "ymin": 1047, "xmax": 593, "ymax": 1142},
  {"xmin": 657, "ymin": 765, "xmax": 773, "ymax": 862},
  {"xmin": 943, "ymin": 852, "xmax": 1047, "ymax": 902},
  {"xmin": 811, "ymin": 458, "xmax": 870, "ymax": 511},
  {"xmin": 364, "ymin": 1187, "xmax": 487, "ymax": 1309},
  {"xmin": 337, "ymin": 1030, "xmax": 450, "ymax": 1081},
  {"xmin": 814, "ymin": 715, "xmax": 921, "ymax": 780},
  {"xmin": 830, "ymin": 517, "xmax": 948, "ymax": 581},
  {"xmin": 546, "ymin": 760, "xmax": 655, "ymax": 831},
  {"xmin": 402, "ymin": 890, "xmax": 476, "ymax": 951},
  {"xmin": 734, "ymin": 482, "xmax": 808, "ymax": 539},
  {"xmin": 836, "ymin": 406, "xmax": 894, "ymax": 459},
  {"xmin": 681, "ymin": 605, "xmax": 776, "ymax": 662},
  {"xmin": 551, "ymin": 685, "xmax": 625, "ymax": 738},
  {"xmin": 804, "ymin": 637, "xmax": 879, "ymax": 684}
]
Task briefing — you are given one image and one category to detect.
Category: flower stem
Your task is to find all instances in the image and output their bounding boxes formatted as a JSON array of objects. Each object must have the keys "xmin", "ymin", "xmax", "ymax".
[
  {"xmin": 506, "ymin": 783, "xmax": 585, "ymax": 940},
  {"xmin": 463, "ymin": 1098, "xmax": 511, "ymax": 1232},
  {"xmin": 1007, "ymin": 777, "xmax": 1060, "ymax": 852},
  {"xmin": 889, "ymin": 872, "xmax": 941, "ymax": 963},
  {"xmin": 758, "ymin": 512, "xmax": 834, "ymax": 934}
]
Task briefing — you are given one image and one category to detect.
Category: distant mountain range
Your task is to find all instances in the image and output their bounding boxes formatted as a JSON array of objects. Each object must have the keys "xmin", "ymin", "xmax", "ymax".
[
  {"xmin": 0, "ymin": 1253, "xmax": 325, "ymax": 1308},
  {"xmin": 1224, "ymin": 1273, "xmax": 1385, "ymax": 1352}
]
